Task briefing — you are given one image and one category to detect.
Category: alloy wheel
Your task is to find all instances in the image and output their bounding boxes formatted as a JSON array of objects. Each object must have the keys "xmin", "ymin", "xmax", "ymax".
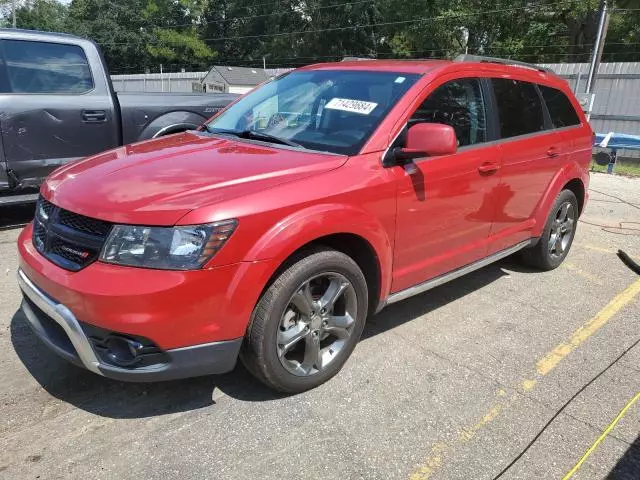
[
  {"xmin": 548, "ymin": 201, "xmax": 575, "ymax": 259},
  {"xmin": 277, "ymin": 272, "xmax": 358, "ymax": 377}
]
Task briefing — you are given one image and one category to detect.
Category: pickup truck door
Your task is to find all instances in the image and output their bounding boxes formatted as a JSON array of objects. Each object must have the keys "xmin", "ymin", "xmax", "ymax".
[{"xmin": 0, "ymin": 38, "xmax": 119, "ymax": 189}]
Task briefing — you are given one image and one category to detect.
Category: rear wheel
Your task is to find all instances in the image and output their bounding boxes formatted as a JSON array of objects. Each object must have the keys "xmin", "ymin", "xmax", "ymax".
[
  {"xmin": 521, "ymin": 189, "xmax": 578, "ymax": 270},
  {"xmin": 241, "ymin": 248, "xmax": 368, "ymax": 393}
]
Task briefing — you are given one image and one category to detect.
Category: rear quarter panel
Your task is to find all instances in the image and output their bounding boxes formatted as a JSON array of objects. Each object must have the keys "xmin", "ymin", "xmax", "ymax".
[{"xmin": 118, "ymin": 92, "xmax": 238, "ymax": 143}]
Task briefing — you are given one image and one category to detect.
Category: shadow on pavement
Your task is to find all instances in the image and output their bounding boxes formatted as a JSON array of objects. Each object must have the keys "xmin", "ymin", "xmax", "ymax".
[
  {"xmin": 0, "ymin": 202, "xmax": 36, "ymax": 229},
  {"xmin": 607, "ymin": 434, "xmax": 640, "ymax": 479},
  {"xmin": 363, "ymin": 260, "xmax": 518, "ymax": 340},
  {"xmin": 10, "ymin": 258, "xmax": 531, "ymax": 419},
  {"xmin": 10, "ymin": 310, "xmax": 285, "ymax": 419}
]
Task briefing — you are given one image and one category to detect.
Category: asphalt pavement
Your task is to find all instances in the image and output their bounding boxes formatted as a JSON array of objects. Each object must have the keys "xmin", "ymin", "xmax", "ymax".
[{"xmin": 0, "ymin": 172, "xmax": 638, "ymax": 480}]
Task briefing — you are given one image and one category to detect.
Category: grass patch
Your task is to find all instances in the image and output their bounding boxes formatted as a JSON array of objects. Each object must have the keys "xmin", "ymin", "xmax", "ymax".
[{"xmin": 590, "ymin": 160, "xmax": 640, "ymax": 177}]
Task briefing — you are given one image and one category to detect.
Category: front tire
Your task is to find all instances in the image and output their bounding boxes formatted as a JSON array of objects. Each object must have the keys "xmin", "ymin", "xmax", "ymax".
[
  {"xmin": 241, "ymin": 247, "xmax": 368, "ymax": 393},
  {"xmin": 521, "ymin": 189, "xmax": 579, "ymax": 270}
]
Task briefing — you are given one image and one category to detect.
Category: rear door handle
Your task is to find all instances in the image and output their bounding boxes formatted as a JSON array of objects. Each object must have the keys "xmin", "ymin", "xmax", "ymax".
[
  {"xmin": 81, "ymin": 110, "xmax": 107, "ymax": 123},
  {"xmin": 547, "ymin": 146, "xmax": 560, "ymax": 158},
  {"xmin": 478, "ymin": 161, "xmax": 500, "ymax": 175}
]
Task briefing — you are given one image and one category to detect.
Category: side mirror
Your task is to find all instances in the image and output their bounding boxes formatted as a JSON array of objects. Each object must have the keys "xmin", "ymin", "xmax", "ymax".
[{"xmin": 392, "ymin": 123, "xmax": 457, "ymax": 163}]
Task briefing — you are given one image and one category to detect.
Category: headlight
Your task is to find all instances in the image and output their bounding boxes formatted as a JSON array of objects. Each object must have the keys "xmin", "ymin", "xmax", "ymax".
[{"xmin": 99, "ymin": 220, "xmax": 237, "ymax": 270}]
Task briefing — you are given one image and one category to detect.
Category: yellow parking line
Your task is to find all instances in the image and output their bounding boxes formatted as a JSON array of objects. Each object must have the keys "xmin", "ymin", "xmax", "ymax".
[
  {"xmin": 561, "ymin": 262, "xmax": 604, "ymax": 285},
  {"xmin": 562, "ymin": 391, "xmax": 640, "ymax": 480},
  {"xmin": 574, "ymin": 243, "xmax": 616, "ymax": 254},
  {"xmin": 409, "ymin": 278, "xmax": 640, "ymax": 480},
  {"xmin": 537, "ymin": 279, "xmax": 640, "ymax": 375}
]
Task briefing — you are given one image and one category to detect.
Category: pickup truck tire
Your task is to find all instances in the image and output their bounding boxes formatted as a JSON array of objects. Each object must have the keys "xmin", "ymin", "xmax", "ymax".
[
  {"xmin": 521, "ymin": 189, "xmax": 578, "ymax": 271},
  {"xmin": 241, "ymin": 247, "xmax": 368, "ymax": 393}
]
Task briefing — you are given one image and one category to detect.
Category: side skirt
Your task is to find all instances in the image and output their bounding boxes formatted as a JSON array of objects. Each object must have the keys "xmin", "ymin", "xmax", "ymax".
[{"xmin": 384, "ymin": 239, "xmax": 535, "ymax": 307}]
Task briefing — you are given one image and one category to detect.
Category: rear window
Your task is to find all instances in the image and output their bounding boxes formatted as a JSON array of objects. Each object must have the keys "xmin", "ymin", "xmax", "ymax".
[
  {"xmin": 539, "ymin": 85, "xmax": 581, "ymax": 128},
  {"xmin": 492, "ymin": 79, "xmax": 545, "ymax": 139},
  {"xmin": 2, "ymin": 40, "xmax": 94, "ymax": 94}
]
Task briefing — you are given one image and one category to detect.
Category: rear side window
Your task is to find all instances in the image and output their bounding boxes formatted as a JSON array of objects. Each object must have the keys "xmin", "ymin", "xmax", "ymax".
[
  {"xmin": 539, "ymin": 85, "xmax": 581, "ymax": 128},
  {"xmin": 492, "ymin": 79, "xmax": 545, "ymax": 138},
  {"xmin": 0, "ymin": 48, "xmax": 9, "ymax": 93},
  {"xmin": 2, "ymin": 40, "xmax": 93, "ymax": 94},
  {"xmin": 411, "ymin": 78, "xmax": 487, "ymax": 147}
]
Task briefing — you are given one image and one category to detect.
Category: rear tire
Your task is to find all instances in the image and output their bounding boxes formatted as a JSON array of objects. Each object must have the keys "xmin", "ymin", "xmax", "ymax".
[
  {"xmin": 241, "ymin": 247, "xmax": 368, "ymax": 393},
  {"xmin": 521, "ymin": 189, "xmax": 579, "ymax": 271}
]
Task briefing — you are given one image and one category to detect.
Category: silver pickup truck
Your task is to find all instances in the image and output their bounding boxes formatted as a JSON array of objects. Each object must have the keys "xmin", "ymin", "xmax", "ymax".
[{"xmin": 0, "ymin": 29, "xmax": 237, "ymax": 204}]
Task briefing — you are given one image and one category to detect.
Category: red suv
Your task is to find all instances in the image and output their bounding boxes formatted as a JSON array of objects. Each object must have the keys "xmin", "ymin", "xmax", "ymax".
[{"xmin": 17, "ymin": 57, "xmax": 591, "ymax": 392}]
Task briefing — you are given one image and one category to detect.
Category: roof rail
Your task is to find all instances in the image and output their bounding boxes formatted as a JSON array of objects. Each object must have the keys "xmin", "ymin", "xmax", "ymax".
[
  {"xmin": 341, "ymin": 56, "xmax": 375, "ymax": 62},
  {"xmin": 454, "ymin": 54, "xmax": 555, "ymax": 74}
]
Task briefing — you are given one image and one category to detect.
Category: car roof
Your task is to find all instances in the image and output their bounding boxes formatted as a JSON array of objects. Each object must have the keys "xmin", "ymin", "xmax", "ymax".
[
  {"xmin": 0, "ymin": 28, "xmax": 81, "ymax": 41},
  {"xmin": 297, "ymin": 59, "xmax": 569, "ymax": 90},
  {"xmin": 299, "ymin": 59, "xmax": 451, "ymax": 74}
]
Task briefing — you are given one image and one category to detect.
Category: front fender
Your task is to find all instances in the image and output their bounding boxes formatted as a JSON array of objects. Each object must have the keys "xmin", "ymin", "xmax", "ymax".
[
  {"xmin": 244, "ymin": 203, "xmax": 394, "ymax": 303},
  {"xmin": 531, "ymin": 161, "xmax": 587, "ymax": 237},
  {"xmin": 137, "ymin": 111, "xmax": 207, "ymax": 140}
]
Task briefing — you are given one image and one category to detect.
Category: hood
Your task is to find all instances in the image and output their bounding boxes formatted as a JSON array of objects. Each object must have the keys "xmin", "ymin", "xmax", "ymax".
[{"xmin": 42, "ymin": 132, "xmax": 347, "ymax": 225}]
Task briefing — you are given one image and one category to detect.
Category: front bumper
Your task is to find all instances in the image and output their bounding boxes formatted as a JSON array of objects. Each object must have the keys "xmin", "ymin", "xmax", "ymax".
[{"xmin": 18, "ymin": 268, "xmax": 242, "ymax": 381}]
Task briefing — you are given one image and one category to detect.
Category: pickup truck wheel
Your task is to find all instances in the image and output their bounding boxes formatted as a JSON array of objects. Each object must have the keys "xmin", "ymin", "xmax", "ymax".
[
  {"xmin": 521, "ymin": 189, "xmax": 578, "ymax": 271},
  {"xmin": 241, "ymin": 248, "xmax": 368, "ymax": 393}
]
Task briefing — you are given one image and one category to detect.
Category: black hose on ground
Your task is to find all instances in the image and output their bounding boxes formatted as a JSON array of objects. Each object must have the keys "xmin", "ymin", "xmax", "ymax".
[{"xmin": 618, "ymin": 250, "xmax": 640, "ymax": 275}]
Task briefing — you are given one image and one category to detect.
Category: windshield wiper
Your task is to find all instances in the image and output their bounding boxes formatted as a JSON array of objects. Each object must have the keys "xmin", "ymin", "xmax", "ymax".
[
  {"xmin": 207, "ymin": 128, "xmax": 303, "ymax": 148},
  {"xmin": 238, "ymin": 130, "xmax": 304, "ymax": 148}
]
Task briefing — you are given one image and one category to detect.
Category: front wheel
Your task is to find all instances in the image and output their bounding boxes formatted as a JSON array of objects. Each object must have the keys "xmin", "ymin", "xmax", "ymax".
[
  {"xmin": 241, "ymin": 247, "xmax": 368, "ymax": 393},
  {"xmin": 521, "ymin": 189, "xmax": 579, "ymax": 270}
]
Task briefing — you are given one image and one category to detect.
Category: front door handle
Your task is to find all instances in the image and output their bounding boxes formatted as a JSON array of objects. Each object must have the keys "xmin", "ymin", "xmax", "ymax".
[
  {"xmin": 81, "ymin": 110, "xmax": 107, "ymax": 123},
  {"xmin": 478, "ymin": 161, "xmax": 500, "ymax": 175},
  {"xmin": 547, "ymin": 146, "xmax": 560, "ymax": 158}
]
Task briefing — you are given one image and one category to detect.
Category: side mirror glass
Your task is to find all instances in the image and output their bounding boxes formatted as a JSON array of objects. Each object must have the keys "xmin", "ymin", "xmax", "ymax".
[{"xmin": 391, "ymin": 123, "xmax": 457, "ymax": 164}]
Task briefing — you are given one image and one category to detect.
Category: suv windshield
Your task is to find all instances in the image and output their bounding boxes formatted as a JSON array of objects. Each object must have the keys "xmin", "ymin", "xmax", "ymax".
[{"xmin": 206, "ymin": 70, "xmax": 420, "ymax": 155}]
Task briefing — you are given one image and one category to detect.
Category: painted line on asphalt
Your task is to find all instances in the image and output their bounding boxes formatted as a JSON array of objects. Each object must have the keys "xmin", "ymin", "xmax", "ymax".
[
  {"xmin": 561, "ymin": 262, "xmax": 604, "ymax": 285},
  {"xmin": 409, "ymin": 277, "xmax": 640, "ymax": 480},
  {"xmin": 573, "ymin": 243, "xmax": 617, "ymax": 254},
  {"xmin": 537, "ymin": 279, "xmax": 640, "ymax": 375},
  {"xmin": 562, "ymin": 391, "xmax": 640, "ymax": 480}
]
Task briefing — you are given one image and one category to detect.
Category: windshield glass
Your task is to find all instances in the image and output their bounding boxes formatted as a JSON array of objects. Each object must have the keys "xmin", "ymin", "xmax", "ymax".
[{"xmin": 206, "ymin": 70, "xmax": 421, "ymax": 155}]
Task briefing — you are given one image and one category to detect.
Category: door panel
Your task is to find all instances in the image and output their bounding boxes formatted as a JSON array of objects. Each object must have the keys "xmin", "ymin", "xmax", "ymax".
[
  {"xmin": 486, "ymin": 78, "xmax": 562, "ymax": 254},
  {"xmin": 0, "ymin": 39, "xmax": 118, "ymax": 188},
  {"xmin": 488, "ymin": 131, "xmax": 563, "ymax": 252},
  {"xmin": 391, "ymin": 76, "xmax": 500, "ymax": 293},
  {"xmin": 392, "ymin": 144, "xmax": 502, "ymax": 293}
]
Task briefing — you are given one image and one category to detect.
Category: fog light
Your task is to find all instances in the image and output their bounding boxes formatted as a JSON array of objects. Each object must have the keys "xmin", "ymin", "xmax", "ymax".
[{"xmin": 105, "ymin": 336, "xmax": 144, "ymax": 367}]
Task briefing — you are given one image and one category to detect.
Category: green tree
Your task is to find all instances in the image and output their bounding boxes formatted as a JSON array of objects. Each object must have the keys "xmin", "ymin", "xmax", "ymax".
[
  {"xmin": 4, "ymin": 0, "xmax": 640, "ymax": 72},
  {"xmin": 8, "ymin": 0, "xmax": 67, "ymax": 31},
  {"xmin": 142, "ymin": 0, "xmax": 215, "ymax": 70},
  {"xmin": 66, "ymin": 0, "xmax": 214, "ymax": 73}
]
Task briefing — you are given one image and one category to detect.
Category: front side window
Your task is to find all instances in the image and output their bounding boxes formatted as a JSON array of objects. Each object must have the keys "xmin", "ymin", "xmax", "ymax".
[
  {"xmin": 206, "ymin": 70, "xmax": 420, "ymax": 155},
  {"xmin": 2, "ymin": 40, "xmax": 94, "ymax": 94},
  {"xmin": 492, "ymin": 79, "xmax": 545, "ymax": 138},
  {"xmin": 411, "ymin": 78, "xmax": 487, "ymax": 147},
  {"xmin": 539, "ymin": 85, "xmax": 581, "ymax": 128}
]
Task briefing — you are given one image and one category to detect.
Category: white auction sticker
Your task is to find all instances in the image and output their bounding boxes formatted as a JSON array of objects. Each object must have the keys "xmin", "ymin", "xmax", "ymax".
[{"xmin": 325, "ymin": 98, "xmax": 378, "ymax": 115}]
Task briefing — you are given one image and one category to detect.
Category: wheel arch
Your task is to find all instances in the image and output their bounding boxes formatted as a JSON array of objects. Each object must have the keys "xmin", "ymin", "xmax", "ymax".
[
  {"xmin": 562, "ymin": 177, "xmax": 586, "ymax": 215},
  {"xmin": 241, "ymin": 204, "xmax": 394, "ymax": 320},
  {"xmin": 532, "ymin": 165, "xmax": 587, "ymax": 237},
  {"xmin": 260, "ymin": 233, "xmax": 383, "ymax": 318},
  {"xmin": 137, "ymin": 111, "xmax": 207, "ymax": 140}
]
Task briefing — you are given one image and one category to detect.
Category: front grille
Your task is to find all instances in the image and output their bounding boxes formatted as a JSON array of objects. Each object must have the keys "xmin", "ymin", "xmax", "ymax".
[
  {"xmin": 33, "ymin": 196, "xmax": 112, "ymax": 271},
  {"xmin": 58, "ymin": 209, "xmax": 112, "ymax": 237},
  {"xmin": 38, "ymin": 197, "xmax": 55, "ymax": 220}
]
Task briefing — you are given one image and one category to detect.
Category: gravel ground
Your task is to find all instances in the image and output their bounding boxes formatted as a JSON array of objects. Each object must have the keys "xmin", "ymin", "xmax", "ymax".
[{"xmin": 0, "ymin": 172, "xmax": 639, "ymax": 480}]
